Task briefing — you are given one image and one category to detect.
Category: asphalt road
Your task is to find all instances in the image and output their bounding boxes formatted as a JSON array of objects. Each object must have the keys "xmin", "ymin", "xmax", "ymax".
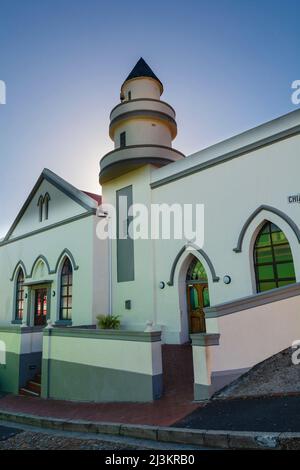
[
  {"xmin": 0, "ymin": 424, "xmax": 22, "ymax": 441},
  {"xmin": 175, "ymin": 396, "xmax": 300, "ymax": 432}
]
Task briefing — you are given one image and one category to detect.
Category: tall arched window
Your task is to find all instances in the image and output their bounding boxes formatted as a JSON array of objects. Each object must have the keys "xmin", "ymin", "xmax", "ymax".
[
  {"xmin": 15, "ymin": 269, "xmax": 25, "ymax": 321},
  {"xmin": 254, "ymin": 222, "xmax": 296, "ymax": 293},
  {"xmin": 60, "ymin": 258, "xmax": 73, "ymax": 320}
]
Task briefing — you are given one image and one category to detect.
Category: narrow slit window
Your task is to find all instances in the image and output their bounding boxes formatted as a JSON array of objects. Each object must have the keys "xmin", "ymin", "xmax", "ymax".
[
  {"xmin": 60, "ymin": 258, "xmax": 73, "ymax": 321},
  {"xmin": 120, "ymin": 132, "xmax": 126, "ymax": 148},
  {"xmin": 15, "ymin": 269, "xmax": 25, "ymax": 321}
]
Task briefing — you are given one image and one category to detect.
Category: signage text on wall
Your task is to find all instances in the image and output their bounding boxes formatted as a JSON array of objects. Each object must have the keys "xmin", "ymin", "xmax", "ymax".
[{"xmin": 288, "ymin": 194, "xmax": 300, "ymax": 203}]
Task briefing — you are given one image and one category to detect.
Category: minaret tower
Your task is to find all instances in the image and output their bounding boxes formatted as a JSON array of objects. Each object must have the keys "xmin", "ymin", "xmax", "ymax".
[{"xmin": 99, "ymin": 58, "xmax": 184, "ymax": 184}]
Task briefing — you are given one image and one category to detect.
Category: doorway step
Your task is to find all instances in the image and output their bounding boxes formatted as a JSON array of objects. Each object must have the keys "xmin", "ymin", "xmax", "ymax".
[
  {"xmin": 162, "ymin": 344, "xmax": 194, "ymax": 401},
  {"xmin": 19, "ymin": 373, "xmax": 41, "ymax": 397}
]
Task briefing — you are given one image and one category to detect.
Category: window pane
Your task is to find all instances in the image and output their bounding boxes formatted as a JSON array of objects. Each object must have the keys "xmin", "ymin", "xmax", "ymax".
[
  {"xmin": 274, "ymin": 244, "xmax": 293, "ymax": 262},
  {"xmin": 255, "ymin": 247, "xmax": 273, "ymax": 264},
  {"xmin": 272, "ymin": 231, "xmax": 288, "ymax": 244},
  {"xmin": 257, "ymin": 265, "xmax": 274, "ymax": 280},
  {"xmin": 278, "ymin": 280, "xmax": 295, "ymax": 287},
  {"xmin": 203, "ymin": 287, "xmax": 210, "ymax": 308},
  {"xmin": 256, "ymin": 233, "xmax": 271, "ymax": 247},
  {"xmin": 190, "ymin": 287, "xmax": 199, "ymax": 309},
  {"xmin": 254, "ymin": 222, "xmax": 296, "ymax": 293},
  {"xmin": 61, "ymin": 275, "xmax": 69, "ymax": 286},
  {"xmin": 259, "ymin": 281, "xmax": 276, "ymax": 292},
  {"xmin": 187, "ymin": 259, "xmax": 208, "ymax": 281},
  {"xmin": 61, "ymin": 286, "xmax": 69, "ymax": 297},
  {"xmin": 277, "ymin": 262, "xmax": 296, "ymax": 279}
]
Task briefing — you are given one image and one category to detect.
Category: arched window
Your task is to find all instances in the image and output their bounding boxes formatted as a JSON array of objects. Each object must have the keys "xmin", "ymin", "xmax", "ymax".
[
  {"xmin": 254, "ymin": 222, "xmax": 296, "ymax": 293},
  {"xmin": 186, "ymin": 258, "xmax": 208, "ymax": 283},
  {"xmin": 15, "ymin": 269, "xmax": 25, "ymax": 320},
  {"xmin": 60, "ymin": 258, "xmax": 73, "ymax": 320}
]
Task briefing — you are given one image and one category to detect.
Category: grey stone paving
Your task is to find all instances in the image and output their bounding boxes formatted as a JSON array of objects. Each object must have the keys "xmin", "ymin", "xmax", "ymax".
[
  {"xmin": 0, "ymin": 421, "xmax": 203, "ymax": 450},
  {"xmin": 0, "ymin": 430, "xmax": 143, "ymax": 450}
]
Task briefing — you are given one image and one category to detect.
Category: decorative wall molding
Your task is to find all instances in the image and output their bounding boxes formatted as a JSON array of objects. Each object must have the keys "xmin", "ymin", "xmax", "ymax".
[
  {"xmin": 205, "ymin": 282, "xmax": 300, "ymax": 318},
  {"xmin": 28, "ymin": 255, "xmax": 52, "ymax": 278},
  {"xmin": 10, "ymin": 261, "xmax": 28, "ymax": 281},
  {"xmin": 233, "ymin": 205, "xmax": 300, "ymax": 253},
  {"xmin": 190, "ymin": 333, "xmax": 220, "ymax": 346},
  {"xmin": 167, "ymin": 244, "xmax": 220, "ymax": 286}
]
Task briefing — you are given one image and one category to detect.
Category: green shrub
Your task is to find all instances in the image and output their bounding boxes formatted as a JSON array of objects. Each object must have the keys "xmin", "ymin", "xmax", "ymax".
[{"xmin": 97, "ymin": 314, "xmax": 121, "ymax": 330}]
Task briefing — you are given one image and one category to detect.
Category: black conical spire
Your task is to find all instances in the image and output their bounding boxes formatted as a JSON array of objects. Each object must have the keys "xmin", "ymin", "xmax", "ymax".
[{"xmin": 122, "ymin": 57, "xmax": 163, "ymax": 91}]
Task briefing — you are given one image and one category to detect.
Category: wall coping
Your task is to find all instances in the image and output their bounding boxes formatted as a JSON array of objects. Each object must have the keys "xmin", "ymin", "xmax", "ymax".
[
  {"xmin": 190, "ymin": 333, "xmax": 220, "ymax": 346},
  {"xmin": 0, "ymin": 325, "xmax": 44, "ymax": 334},
  {"xmin": 43, "ymin": 328, "xmax": 162, "ymax": 342},
  {"xmin": 205, "ymin": 282, "xmax": 300, "ymax": 318}
]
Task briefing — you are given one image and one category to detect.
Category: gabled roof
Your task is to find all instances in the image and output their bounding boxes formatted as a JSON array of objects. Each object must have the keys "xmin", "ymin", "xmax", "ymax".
[
  {"xmin": 3, "ymin": 168, "xmax": 99, "ymax": 242},
  {"xmin": 122, "ymin": 57, "xmax": 163, "ymax": 93}
]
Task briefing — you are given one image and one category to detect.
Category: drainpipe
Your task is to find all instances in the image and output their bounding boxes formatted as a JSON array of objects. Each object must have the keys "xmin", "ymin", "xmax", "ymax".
[
  {"xmin": 45, "ymin": 320, "xmax": 53, "ymax": 399},
  {"xmin": 98, "ymin": 209, "xmax": 112, "ymax": 316},
  {"xmin": 107, "ymin": 214, "xmax": 113, "ymax": 316}
]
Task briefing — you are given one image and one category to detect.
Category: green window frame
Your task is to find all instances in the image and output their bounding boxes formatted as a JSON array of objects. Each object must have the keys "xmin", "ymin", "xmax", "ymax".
[{"xmin": 254, "ymin": 222, "xmax": 296, "ymax": 293}]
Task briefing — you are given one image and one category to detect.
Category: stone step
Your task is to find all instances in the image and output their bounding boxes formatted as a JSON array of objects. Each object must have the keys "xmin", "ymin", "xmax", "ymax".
[{"xmin": 19, "ymin": 388, "xmax": 40, "ymax": 397}]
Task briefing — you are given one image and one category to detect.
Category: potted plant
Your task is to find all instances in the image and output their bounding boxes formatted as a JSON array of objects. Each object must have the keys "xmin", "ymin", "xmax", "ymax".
[{"xmin": 96, "ymin": 314, "xmax": 121, "ymax": 330}]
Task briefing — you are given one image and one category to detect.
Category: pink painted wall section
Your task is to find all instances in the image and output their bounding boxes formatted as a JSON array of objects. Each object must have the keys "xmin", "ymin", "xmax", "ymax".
[{"xmin": 210, "ymin": 295, "xmax": 300, "ymax": 373}]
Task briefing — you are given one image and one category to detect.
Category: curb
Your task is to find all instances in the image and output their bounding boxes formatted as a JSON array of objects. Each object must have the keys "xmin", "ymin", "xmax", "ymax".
[{"xmin": 0, "ymin": 409, "xmax": 298, "ymax": 449}]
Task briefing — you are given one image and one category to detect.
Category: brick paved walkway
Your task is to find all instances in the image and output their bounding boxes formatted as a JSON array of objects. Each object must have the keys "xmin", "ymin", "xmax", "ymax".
[{"xmin": 0, "ymin": 345, "xmax": 201, "ymax": 427}]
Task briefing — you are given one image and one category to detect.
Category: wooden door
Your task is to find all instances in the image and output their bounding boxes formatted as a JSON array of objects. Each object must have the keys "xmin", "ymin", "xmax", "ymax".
[
  {"xmin": 186, "ymin": 283, "xmax": 210, "ymax": 333},
  {"xmin": 34, "ymin": 289, "xmax": 48, "ymax": 326}
]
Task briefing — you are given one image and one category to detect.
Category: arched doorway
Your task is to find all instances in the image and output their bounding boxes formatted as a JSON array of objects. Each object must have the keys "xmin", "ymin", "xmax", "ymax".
[{"xmin": 186, "ymin": 258, "xmax": 210, "ymax": 333}]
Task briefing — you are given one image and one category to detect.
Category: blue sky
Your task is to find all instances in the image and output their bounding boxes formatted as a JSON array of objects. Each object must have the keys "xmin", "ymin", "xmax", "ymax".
[{"xmin": 0, "ymin": 0, "xmax": 299, "ymax": 237}]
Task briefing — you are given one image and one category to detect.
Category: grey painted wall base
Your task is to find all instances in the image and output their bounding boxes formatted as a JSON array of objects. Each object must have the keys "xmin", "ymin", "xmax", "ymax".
[
  {"xmin": 194, "ymin": 383, "xmax": 214, "ymax": 401},
  {"xmin": 211, "ymin": 367, "xmax": 249, "ymax": 393},
  {"xmin": 194, "ymin": 367, "xmax": 250, "ymax": 401},
  {"xmin": 42, "ymin": 358, "xmax": 163, "ymax": 403},
  {"xmin": 0, "ymin": 351, "xmax": 42, "ymax": 394},
  {"xmin": 0, "ymin": 352, "xmax": 20, "ymax": 394}
]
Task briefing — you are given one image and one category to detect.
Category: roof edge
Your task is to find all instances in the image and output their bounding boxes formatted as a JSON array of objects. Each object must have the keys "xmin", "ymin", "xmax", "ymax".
[{"xmin": 3, "ymin": 169, "xmax": 97, "ymax": 242}]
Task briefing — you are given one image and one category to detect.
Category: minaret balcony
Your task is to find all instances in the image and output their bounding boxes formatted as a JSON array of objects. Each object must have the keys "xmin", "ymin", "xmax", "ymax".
[
  {"xmin": 110, "ymin": 98, "xmax": 176, "ymax": 122},
  {"xmin": 99, "ymin": 144, "xmax": 184, "ymax": 184}
]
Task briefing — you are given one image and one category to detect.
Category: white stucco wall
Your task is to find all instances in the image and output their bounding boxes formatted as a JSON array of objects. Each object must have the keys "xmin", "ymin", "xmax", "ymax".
[
  {"xmin": 113, "ymin": 119, "xmax": 172, "ymax": 148},
  {"xmin": 210, "ymin": 295, "xmax": 300, "ymax": 373},
  {"xmin": 122, "ymin": 77, "xmax": 161, "ymax": 100},
  {"xmin": 151, "ymin": 133, "xmax": 300, "ymax": 342},
  {"xmin": 10, "ymin": 179, "xmax": 86, "ymax": 239},
  {"xmin": 102, "ymin": 123, "xmax": 300, "ymax": 343},
  {"xmin": 0, "ymin": 176, "xmax": 108, "ymax": 328},
  {"xmin": 102, "ymin": 166, "xmax": 157, "ymax": 331}
]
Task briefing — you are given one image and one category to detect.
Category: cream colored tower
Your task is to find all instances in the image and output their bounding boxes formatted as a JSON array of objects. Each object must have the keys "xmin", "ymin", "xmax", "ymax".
[
  {"xmin": 99, "ymin": 58, "xmax": 184, "ymax": 331},
  {"xmin": 99, "ymin": 58, "xmax": 184, "ymax": 184}
]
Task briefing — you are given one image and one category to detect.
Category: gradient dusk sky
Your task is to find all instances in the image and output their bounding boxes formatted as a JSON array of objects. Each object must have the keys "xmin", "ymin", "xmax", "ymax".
[{"xmin": 0, "ymin": 0, "xmax": 300, "ymax": 237}]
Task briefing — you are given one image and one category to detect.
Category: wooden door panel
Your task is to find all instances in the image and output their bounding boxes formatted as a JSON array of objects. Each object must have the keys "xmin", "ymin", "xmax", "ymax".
[{"xmin": 187, "ymin": 284, "xmax": 208, "ymax": 334}]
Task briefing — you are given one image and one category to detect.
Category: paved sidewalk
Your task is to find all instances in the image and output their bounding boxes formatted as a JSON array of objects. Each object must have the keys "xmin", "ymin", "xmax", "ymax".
[{"xmin": 0, "ymin": 393, "xmax": 200, "ymax": 427}]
